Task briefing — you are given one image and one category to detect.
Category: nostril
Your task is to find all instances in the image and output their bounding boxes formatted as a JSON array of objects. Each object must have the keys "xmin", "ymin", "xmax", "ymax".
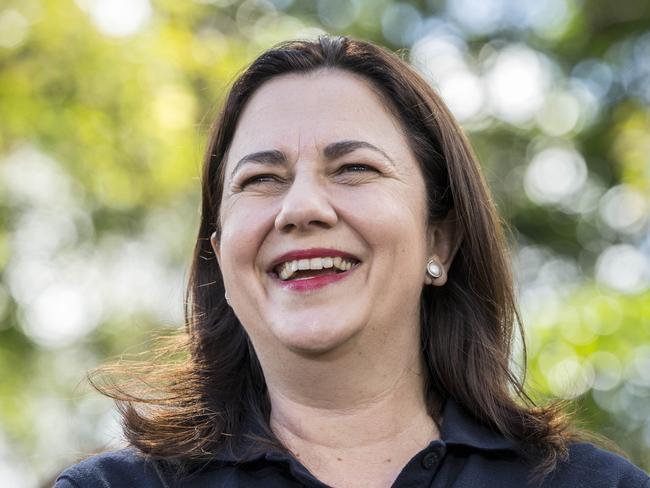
[
  {"xmin": 274, "ymin": 187, "xmax": 338, "ymax": 232},
  {"xmin": 275, "ymin": 216, "xmax": 336, "ymax": 233}
]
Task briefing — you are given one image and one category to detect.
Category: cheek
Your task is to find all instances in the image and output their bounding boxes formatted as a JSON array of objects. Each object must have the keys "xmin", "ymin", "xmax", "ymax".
[
  {"xmin": 219, "ymin": 198, "xmax": 276, "ymax": 275},
  {"xmin": 338, "ymin": 186, "xmax": 429, "ymax": 289},
  {"xmin": 335, "ymin": 186, "xmax": 428, "ymax": 245}
]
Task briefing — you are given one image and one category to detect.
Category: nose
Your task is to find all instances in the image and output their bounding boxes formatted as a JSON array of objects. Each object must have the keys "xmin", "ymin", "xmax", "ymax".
[{"xmin": 274, "ymin": 172, "xmax": 338, "ymax": 233}]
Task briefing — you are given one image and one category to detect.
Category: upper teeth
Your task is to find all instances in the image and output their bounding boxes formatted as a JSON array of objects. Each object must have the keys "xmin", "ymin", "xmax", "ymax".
[{"xmin": 277, "ymin": 257, "xmax": 355, "ymax": 281}]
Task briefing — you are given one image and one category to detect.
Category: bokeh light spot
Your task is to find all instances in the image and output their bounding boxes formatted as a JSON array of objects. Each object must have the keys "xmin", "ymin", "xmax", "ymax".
[
  {"xmin": 80, "ymin": 0, "xmax": 152, "ymax": 37},
  {"xmin": 536, "ymin": 90, "xmax": 581, "ymax": 136},
  {"xmin": 485, "ymin": 45, "xmax": 551, "ymax": 124},
  {"xmin": 590, "ymin": 351, "xmax": 623, "ymax": 391},
  {"xmin": 21, "ymin": 282, "xmax": 103, "ymax": 349},
  {"xmin": 524, "ymin": 146, "xmax": 587, "ymax": 206},
  {"xmin": 596, "ymin": 245, "xmax": 649, "ymax": 293},
  {"xmin": 550, "ymin": 359, "xmax": 595, "ymax": 399},
  {"xmin": 599, "ymin": 185, "xmax": 649, "ymax": 234},
  {"xmin": 0, "ymin": 9, "xmax": 29, "ymax": 49},
  {"xmin": 381, "ymin": 3, "xmax": 422, "ymax": 46},
  {"xmin": 153, "ymin": 85, "xmax": 198, "ymax": 131},
  {"xmin": 317, "ymin": 0, "xmax": 360, "ymax": 30},
  {"xmin": 438, "ymin": 69, "xmax": 485, "ymax": 122},
  {"xmin": 410, "ymin": 33, "xmax": 467, "ymax": 85},
  {"xmin": 582, "ymin": 295, "xmax": 624, "ymax": 336}
]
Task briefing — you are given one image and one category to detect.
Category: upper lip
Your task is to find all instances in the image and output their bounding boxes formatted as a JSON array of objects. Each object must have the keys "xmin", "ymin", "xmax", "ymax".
[{"xmin": 268, "ymin": 248, "xmax": 361, "ymax": 273}]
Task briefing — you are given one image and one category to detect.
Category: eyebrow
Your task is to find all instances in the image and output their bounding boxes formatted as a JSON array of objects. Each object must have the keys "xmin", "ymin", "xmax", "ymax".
[{"xmin": 229, "ymin": 140, "xmax": 395, "ymax": 179}]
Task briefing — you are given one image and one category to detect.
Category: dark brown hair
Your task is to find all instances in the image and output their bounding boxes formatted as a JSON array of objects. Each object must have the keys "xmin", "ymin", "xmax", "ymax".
[{"xmin": 91, "ymin": 36, "xmax": 573, "ymax": 479}]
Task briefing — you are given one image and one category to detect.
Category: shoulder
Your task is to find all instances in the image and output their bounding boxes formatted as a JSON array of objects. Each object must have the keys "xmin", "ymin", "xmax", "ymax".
[
  {"xmin": 54, "ymin": 448, "xmax": 166, "ymax": 488},
  {"xmin": 547, "ymin": 443, "xmax": 649, "ymax": 487}
]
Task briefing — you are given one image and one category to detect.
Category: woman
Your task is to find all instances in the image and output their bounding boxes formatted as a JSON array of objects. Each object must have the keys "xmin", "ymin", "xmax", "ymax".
[{"xmin": 55, "ymin": 36, "xmax": 648, "ymax": 487}]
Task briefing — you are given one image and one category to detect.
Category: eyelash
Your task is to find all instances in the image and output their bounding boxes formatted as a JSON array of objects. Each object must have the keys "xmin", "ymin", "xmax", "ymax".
[
  {"xmin": 338, "ymin": 163, "xmax": 377, "ymax": 173},
  {"xmin": 240, "ymin": 174, "xmax": 283, "ymax": 188},
  {"xmin": 238, "ymin": 163, "xmax": 379, "ymax": 189}
]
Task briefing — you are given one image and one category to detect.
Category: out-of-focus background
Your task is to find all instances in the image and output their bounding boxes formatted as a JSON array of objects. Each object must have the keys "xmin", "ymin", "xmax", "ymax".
[{"xmin": 0, "ymin": 0, "xmax": 649, "ymax": 485}]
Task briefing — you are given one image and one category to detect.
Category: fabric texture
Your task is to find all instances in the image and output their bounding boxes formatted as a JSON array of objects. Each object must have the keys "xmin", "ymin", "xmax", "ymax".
[{"xmin": 55, "ymin": 400, "xmax": 650, "ymax": 488}]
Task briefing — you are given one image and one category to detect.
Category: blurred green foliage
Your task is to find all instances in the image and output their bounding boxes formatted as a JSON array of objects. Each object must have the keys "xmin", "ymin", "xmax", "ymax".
[{"xmin": 0, "ymin": 0, "xmax": 649, "ymax": 485}]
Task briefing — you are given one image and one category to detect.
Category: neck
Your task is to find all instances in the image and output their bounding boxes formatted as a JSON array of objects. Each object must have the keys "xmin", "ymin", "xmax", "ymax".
[
  {"xmin": 260, "ymin": 328, "xmax": 439, "ymax": 487},
  {"xmin": 269, "ymin": 361, "xmax": 436, "ymax": 449}
]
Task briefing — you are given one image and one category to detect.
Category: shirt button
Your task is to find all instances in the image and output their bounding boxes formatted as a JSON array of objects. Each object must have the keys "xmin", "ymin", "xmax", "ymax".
[{"xmin": 421, "ymin": 451, "xmax": 440, "ymax": 470}]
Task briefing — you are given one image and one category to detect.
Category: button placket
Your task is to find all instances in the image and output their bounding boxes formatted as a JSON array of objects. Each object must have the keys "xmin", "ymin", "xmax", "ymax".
[
  {"xmin": 421, "ymin": 441, "xmax": 446, "ymax": 471},
  {"xmin": 422, "ymin": 451, "xmax": 440, "ymax": 470}
]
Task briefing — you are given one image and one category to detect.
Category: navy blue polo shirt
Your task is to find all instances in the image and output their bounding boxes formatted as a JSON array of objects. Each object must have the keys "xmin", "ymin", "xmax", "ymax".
[{"xmin": 55, "ymin": 400, "xmax": 649, "ymax": 487}]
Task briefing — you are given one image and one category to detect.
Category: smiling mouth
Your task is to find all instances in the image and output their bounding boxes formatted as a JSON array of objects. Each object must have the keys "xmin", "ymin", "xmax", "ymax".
[{"xmin": 272, "ymin": 256, "xmax": 360, "ymax": 281}]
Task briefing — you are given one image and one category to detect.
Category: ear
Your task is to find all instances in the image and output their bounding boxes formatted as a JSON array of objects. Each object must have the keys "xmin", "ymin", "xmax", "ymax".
[
  {"xmin": 426, "ymin": 209, "xmax": 463, "ymax": 286},
  {"xmin": 210, "ymin": 231, "xmax": 221, "ymax": 266}
]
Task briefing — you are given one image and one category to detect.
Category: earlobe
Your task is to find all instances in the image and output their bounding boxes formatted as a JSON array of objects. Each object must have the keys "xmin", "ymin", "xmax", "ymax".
[
  {"xmin": 424, "ymin": 256, "xmax": 445, "ymax": 286},
  {"xmin": 210, "ymin": 231, "xmax": 221, "ymax": 264},
  {"xmin": 426, "ymin": 259, "xmax": 443, "ymax": 279},
  {"xmin": 425, "ymin": 209, "xmax": 463, "ymax": 286}
]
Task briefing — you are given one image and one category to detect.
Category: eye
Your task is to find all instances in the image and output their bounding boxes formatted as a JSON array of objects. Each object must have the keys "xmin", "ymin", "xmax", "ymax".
[
  {"xmin": 240, "ymin": 174, "xmax": 283, "ymax": 188},
  {"xmin": 332, "ymin": 163, "xmax": 381, "ymax": 185},
  {"xmin": 338, "ymin": 163, "xmax": 378, "ymax": 173}
]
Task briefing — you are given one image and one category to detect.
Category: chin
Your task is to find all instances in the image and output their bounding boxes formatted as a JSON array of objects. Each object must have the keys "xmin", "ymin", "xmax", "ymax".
[{"xmin": 269, "ymin": 315, "xmax": 362, "ymax": 357}]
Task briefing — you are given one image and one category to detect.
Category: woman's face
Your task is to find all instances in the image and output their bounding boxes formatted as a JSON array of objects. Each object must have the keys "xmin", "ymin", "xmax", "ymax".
[{"xmin": 214, "ymin": 69, "xmax": 435, "ymax": 357}]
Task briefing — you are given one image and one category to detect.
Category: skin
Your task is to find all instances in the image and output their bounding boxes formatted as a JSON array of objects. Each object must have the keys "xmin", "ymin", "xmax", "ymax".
[{"xmin": 211, "ymin": 69, "xmax": 459, "ymax": 487}]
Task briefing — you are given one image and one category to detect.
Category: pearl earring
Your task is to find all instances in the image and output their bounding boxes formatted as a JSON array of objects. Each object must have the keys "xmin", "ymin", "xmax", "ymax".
[{"xmin": 426, "ymin": 259, "xmax": 442, "ymax": 280}]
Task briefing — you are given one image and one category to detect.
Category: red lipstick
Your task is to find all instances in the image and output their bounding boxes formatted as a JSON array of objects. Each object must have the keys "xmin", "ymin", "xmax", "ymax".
[
  {"xmin": 268, "ymin": 248, "xmax": 360, "ymax": 292},
  {"xmin": 276, "ymin": 271, "xmax": 354, "ymax": 292},
  {"xmin": 268, "ymin": 248, "xmax": 360, "ymax": 272}
]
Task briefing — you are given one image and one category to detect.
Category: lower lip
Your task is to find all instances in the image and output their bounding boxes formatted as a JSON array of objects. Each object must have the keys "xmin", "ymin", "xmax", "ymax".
[{"xmin": 272, "ymin": 268, "xmax": 356, "ymax": 292}]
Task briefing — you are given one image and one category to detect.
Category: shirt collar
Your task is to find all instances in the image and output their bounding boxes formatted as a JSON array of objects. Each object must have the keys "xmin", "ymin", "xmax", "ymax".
[
  {"xmin": 212, "ymin": 397, "xmax": 519, "ymax": 464},
  {"xmin": 210, "ymin": 415, "xmax": 278, "ymax": 463},
  {"xmin": 440, "ymin": 398, "xmax": 519, "ymax": 452}
]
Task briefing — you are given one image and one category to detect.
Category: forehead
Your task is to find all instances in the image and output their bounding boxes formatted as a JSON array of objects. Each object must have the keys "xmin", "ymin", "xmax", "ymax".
[{"xmin": 226, "ymin": 69, "xmax": 408, "ymax": 163}]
